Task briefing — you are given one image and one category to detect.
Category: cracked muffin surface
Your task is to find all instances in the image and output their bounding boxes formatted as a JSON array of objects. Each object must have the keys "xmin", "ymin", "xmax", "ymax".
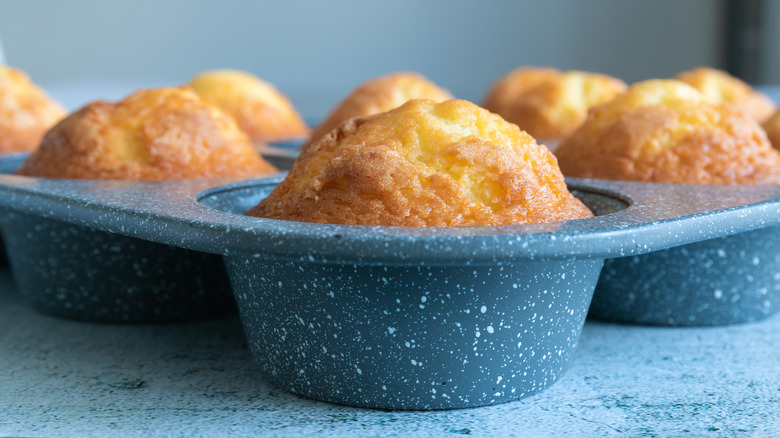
[
  {"xmin": 248, "ymin": 99, "xmax": 592, "ymax": 226},
  {"xmin": 306, "ymin": 72, "xmax": 452, "ymax": 148},
  {"xmin": 17, "ymin": 87, "xmax": 276, "ymax": 180},
  {"xmin": 482, "ymin": 67, "xmax": 627, "ymax": 139},
  {"xmin": 555, "ymin": 79, "xmax": 780, "ymax": 185}
]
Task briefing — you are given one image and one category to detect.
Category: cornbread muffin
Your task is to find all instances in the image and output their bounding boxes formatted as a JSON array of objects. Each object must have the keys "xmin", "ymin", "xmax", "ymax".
[
  {"xmin": 0, "ymin": 64, "xmax": 65, "ymax": 153},
  {"xmin": 481, "ymin": 67, "xmax": 627, "ymax": 140},
  {"xmin": 675, "ymin": 67, "xmax": 776, "ymax": 124},
  {"xmin": 16, "ymin": 87, "xmax": 276, "ymax": 180},
  {"xmin": 555, "ymin": 80, "xmax": 780, "ymax": 184},
  {"xmin": 188, "ymin": 69, "xmax": 309, "ymax": 143},
  {"xmin": 306, "ymin": 72, "xmax": 453, "ymax": 147},
  {"xmin": 764, "ymin": 110, "xmax": 780, "ymax": 150},
  {"xmin": 248, "ymin": 99, "xmax": 592, "ymax": 226}
]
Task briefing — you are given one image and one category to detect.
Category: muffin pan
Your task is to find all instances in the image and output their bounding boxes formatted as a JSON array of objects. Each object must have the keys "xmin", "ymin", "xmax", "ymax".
[{"xmin": 1, "ymin": 152, "xmax": 780, "ymax": 409}]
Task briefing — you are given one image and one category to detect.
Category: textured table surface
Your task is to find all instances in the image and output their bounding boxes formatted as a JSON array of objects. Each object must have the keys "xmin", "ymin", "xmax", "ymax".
[{"xmin": 1, "ymin": 267, "xmax": 778, "ymax": 438}]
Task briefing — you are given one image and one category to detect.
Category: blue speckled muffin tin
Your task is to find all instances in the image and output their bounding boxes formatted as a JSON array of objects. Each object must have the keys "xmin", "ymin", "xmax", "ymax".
[{"xmin": 2, "ymin": 153, "xmax": 780, "ymax": 409}]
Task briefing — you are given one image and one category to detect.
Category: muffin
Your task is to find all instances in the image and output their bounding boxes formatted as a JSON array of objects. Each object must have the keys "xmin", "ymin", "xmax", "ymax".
[
  {"xmin": 763, "ymin": 110, "xmax": 780, "ymax": 150},
  {"xmin": 16, "ymin": 87, "xmax": 276, "ymax": 179},
  {"xmin": 0, "ymin": 64, "xmax": 66, "ymax": 153},
  {"xmin": 481, "ymin": 67, "xmax": 627, "ymax": 141},
  {"xmin": 248, "ymin": 99, "xmax": 592, "ymax": 226},
  {"xmin": 188, "ymin": 69, "xmax": 309, "ymax": 144},
  {"xmin": 675, "ymin": 67, "xmax": 776, "ymax": 124},
  {"xmin": 555, "ymin": 79, "xmax": 780, "ymax": 184},
  {"xmin": 306, "ymin": 72, "xmax": 453, "ymax": 147}
]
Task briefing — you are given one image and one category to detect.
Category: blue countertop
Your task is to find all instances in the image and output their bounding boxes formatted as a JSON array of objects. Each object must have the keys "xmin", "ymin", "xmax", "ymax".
[{"xmin": 1, "ymin": 267, "xmax": 778, "ymax": 437}]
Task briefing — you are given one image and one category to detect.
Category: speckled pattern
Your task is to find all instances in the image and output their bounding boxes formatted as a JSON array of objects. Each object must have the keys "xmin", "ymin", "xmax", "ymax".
[
  {"xmin": 4, "ymin": 156, "xmax": 780, "ymax": 408},
  {"xmin": 591, "ymin": 227, "xmax": 780, "ymax": 326},
  {"xmin": 227, "ymin": 258, "xmax": 602, "ymax": 409},
  {"xmin": 1, "ymin": 212, "xmax": 235, "ymax": 322}
]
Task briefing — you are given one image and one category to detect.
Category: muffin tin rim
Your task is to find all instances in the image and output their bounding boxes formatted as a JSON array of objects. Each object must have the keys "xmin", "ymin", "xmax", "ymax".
[{"xmin": 2, "ymin": 152, "xmax": 780, "ymax": 265}]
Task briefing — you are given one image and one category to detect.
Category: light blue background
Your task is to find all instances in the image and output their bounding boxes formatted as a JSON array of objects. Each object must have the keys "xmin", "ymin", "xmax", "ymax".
[{"xmin": 1, "ymin": 0, "xmax": 778, "ymax": 116}]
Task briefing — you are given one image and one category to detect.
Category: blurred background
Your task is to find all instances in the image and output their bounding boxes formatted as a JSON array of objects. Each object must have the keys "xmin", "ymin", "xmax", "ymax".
[{"xmin": 1, "ymin": 0, "xmax": 779, "ymax": 115}]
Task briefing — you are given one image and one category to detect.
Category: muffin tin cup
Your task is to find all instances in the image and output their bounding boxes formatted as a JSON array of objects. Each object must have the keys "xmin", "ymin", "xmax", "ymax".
[
  {"xmin": 227, "ymin": 256, "xmax": 602, "ymax": 410},
  {"xmin": 1, "ymin": 212, "xmax": 235, "ymax": 322},
  {"xmin": 2, "ymin": 157, "xmax": 780, "ymax": 408},
  {"xmin": 590, "ymin": 227, "xmax": 780, "ymax": 326}
]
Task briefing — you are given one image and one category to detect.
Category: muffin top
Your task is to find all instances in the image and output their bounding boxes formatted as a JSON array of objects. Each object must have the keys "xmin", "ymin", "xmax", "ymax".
[
  {"xmin": 675, "ymin": 67, "xmax": 776, "ymax": 124},
  {"xmin": 555, "ymin": 79, "xmax": 780, "ymax": 184},
  {"xmin": 188, "ymin": 69, "xmax": 309, "ymax": 143},
  {"xmin": 764, "ymin": 110, "xmax": 780, "ymax": 150},
  {"xmin": 0, "ymin": 64, "xmax": 66, "ymax": 153},
  {"xmin": 481, "ymin": 67, "xmax": 627, "ymax": 139},
  {"xmin": 306, "ymin": 72, "xmax": 453, "ymax": 147},
  {"xmin": 16, "ymin": 87, "xmax": 276, "ymax": 180},
  {"xmin": 248, "ymin": 99, "xmax": 592, "ymax": 226}
]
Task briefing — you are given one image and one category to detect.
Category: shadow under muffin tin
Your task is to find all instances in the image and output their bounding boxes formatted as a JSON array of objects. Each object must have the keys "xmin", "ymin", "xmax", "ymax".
[{"xmin": 1, "ymin": 153, "xmax": 780, "ymax": 409}]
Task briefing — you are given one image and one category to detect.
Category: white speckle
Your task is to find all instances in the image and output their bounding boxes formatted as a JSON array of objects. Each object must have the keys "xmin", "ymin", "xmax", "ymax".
[
  {"xmin": 753, "ymin": 257, "xmax": 760, "ymax": 265},
  {"xmin": 487, "ymin": 326, "xmax": 494, "ymax": 334},
  {"xmin": 411, "ymin": 359, "xmax": 418, "ymax": 365},
  {"xmin": 475, "ymin": 331, "xmax": 481, "ymax": 338},
  {"xmin": 278, "ymin": 281, "xmax": 283, "ymax": 287},
  {"xmin": 717, "ymin": 249, "xmax": 726, "ymax": 258},
  {"xmin": 714, "ymin": 289, "xmax": 723, "ymax": 299},
  {"xmin": 421, "ymin": 296, "xmax": 427, "ymax": 303},
  {"xmin": 480, "ymin": 305, "xmax": 487, "ymax": 314},
  {"xmin": 455, "ymin": 322, "xmax": 461, "ymax": 328},
  {"xmin": 388, "ymin": 327, "xmax": 396, "ymax": 334},
  {"xmin": 405, "ymin": 341, "xmax": 411, "ymax": 348},
  {"xmin": 496, "ymin": 376, "xmax": 503, "ymax": 384},
  {"xmin": 356, "ymin": 367, "xmax": 362, "ymax": 375},
  {"xmin": 431, "ymin": 388, "xmax": 437, "ymax": 394},
  {"xmin": 382, "ymin": 385, "xmax": 387, "ymax": 390},
  {"xmin": 382, "ymin": 277, "xmax": 389, "ymax": 285},
  {"xmin": 465, "ymin": 309, "xmax": 471, "ymax": 314},
  {"xmin": 517, "ymin": 341, "xmax": 522, "ymax": 347}
]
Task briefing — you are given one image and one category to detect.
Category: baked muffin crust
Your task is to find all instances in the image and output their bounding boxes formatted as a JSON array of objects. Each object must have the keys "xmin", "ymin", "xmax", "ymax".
[
  {"xmin": 555, "ymin": 80, "xmax": 780, "ymax": 184},
  {"xmin": 306, "ymin": 72, "xmax": 452, "ymax": 148},
  {"xmin": 675, "ymin": 67, "xmax": 776, "ymax": 124},
  {"xmin": 249, "ymin": 99, "xmax": 592, "ymax": 226},
  {"xmin": 0, "ymin": 64, "xmax": 65, "ymax": 153},
  {"xmin": 482, "ymin": 67, "xmax": 627, "ymax": 139},
  {"xmin": 17, "ymin": 87, "xmax": 276, "ymax": 180},
  {"xmin": 188, "ymin": 69, "xmax": 309, "ymax": 143}
]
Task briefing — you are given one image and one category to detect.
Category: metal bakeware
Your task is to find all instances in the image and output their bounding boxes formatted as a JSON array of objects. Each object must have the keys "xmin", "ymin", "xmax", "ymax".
[
  {"xmin": 1, "ymin": 153, "xmax": 780, "ymax": 409},
  {"xmin": 0, "ymin": 155, "xmax": 294, "ymax": 322}
]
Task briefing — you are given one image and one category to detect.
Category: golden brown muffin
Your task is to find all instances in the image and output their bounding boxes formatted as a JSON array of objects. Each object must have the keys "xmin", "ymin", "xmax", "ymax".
[
  {"xmin": 188, "ymin": 69, "xmax": 309, "ymax": 143},
  {"xmin": 764, "ymin": 110, "xmax": 780, "ymax": 150},
  {"xmin": 16, "ymin": 87, "xmax": 276, "ymax": 180},
  {"xmin": 555, "ymin": 79, "xmax": 780, "ymax": 184},
  {"xmin": 481, "ymin": 67, "xmax": 627, "ymax": 139},
  {"xmin": 248, "ymin": 99, "xmax": 592, "ymax": 227},
  {"xmin": 306, "ymin": 72, "xmax": 453, "ymax": 148},
  {"xmin": 675, "ymin": 67, "xmax": 776, "ymax": 124},
  {"xmin": 0, "ymin": 64, "xmax": 65, "ymax": 154}
]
